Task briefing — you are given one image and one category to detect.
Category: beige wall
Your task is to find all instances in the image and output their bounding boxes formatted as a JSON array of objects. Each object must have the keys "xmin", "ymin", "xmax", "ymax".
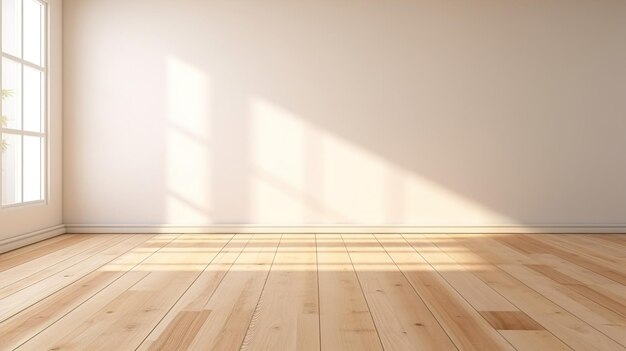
[
  {"xmin": 63, "ymin": 0, "xmax": 626, "ymax": 228},
  {"xmin": 0, "ymin": 0, "xmax": 63, "ymax": 244}
]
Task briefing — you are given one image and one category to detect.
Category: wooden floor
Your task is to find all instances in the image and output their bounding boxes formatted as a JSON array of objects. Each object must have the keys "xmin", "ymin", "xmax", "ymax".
[{"xmin": 0, "ymin": 234, "xmax": 624, "ymax": 350}]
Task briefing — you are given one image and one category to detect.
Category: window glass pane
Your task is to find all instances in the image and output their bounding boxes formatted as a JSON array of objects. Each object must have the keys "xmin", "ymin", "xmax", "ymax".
[
  {"xmin": 23, "ymin": 0, "xmax": 43, "ymax": 66},
  {"xmin": 2, "ymin": 0, "xmax": 22, "ymax": 57},
  {"xmin": 1, "ymin": 0, "xmax": 46, "ymax": 207},
  {"xmin": 2, "ymin": 58, "xmax": 22, "ymax": 130},
  {"xmin": 23, "ymin": 135, "xmax": 41, "ymax": 202},
  {"xmin": 23, "ymin": 66, "xmax": 42, "ymax": 132},
  {"xmin": 1, "ymin": 133, "xmax": 22, "ymax": 205}
]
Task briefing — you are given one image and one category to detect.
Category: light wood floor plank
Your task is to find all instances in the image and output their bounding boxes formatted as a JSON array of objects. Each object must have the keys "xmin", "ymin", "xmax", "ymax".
[
  {"xmin": 137, "ymin": 234, "xmax": 252, "ymax": 350},
  {"xmin": 343, "ymin": 234, "xmax": 456, "ymax": 351},
  {"xmin": 499, "ymin": 330, "xmax": 572, "ymax": 351},
  {"xmin": 241, "ymin": 234, "xmax": 319, "ymax": 351},
  {"xmin": 496, "ymin": 235, "xmax": 626, "ymax": 285},
  {"xmin": 437, "ymin": 234, "xmax": 625, "ymax": 351},
  {"xmin": 0, "ymin": 235, "xmax": 129, "ymax": 300},
  {"xmin": 0, "ymin": 234, "xmax": 118, "ymax": 288},
  {"xmin": 12, "ymin": 235, "xmax": 178, "ymax": 351},
  {"xmin": 592, "ymin": 234, "xmax": 626, "ymax": 247},
  {"xmin": 407, "ymin": 234, "xmax": 516, "ymax": 312},
  {"xmin": 552, "ymin": 235, "xmax": 626, "ymax": 260},
  {"xmin": 500, "ymin": 263, "xmax": 626, "ymax": 345},
  {"xmin": 184, "ymin": 234, "xmax": 282, "ymax": 351},
  {"xmin": 0, "ymin": 234, "xmax": 142, "ymax": 323},
  {"xmin": 527, "ymin": 254, "xmax": 626, "ymax": 314},
  {"xmin": 1, "ymin": 233, "xmax": 624, "ymax": 351},
  {"xmin": 381, "ymin": 234, "xmax": 515, "ymax": 350},
  {"xmin": 316, "ymin": 234, "xmax": 382, "ymax": 351},
  {"xmin": 17, "ymin": 234, "xmax": 232, "ymax": 351},
  {"xmin": 0, "ymin": 234, "xmax": 166, "ymax": 351},
  {"xmin": 0, "ymin": 234, "xmax": 78, "ymax": 270},
  {"xmin": 537, "ymin": 235, "xmax": 626, "ymax": 269}
]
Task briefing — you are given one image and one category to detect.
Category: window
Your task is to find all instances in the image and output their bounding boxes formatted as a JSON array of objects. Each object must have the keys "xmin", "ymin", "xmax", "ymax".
[{"xmin": 1, "ymin": 0, "xmax": 46, "ymax": 207}]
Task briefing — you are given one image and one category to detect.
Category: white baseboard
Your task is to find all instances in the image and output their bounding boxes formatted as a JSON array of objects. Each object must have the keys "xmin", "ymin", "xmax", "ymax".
[
  {"xmin": 64, "ymin": 224, "xmax": 626, "ymax": 234},
  {"xmin": 0, "ymin": 224, "xmax": 66, "ymax": 254},
  {"xmin": 1, "ymin": 224, "xmax": 622, "ymax": 253}
]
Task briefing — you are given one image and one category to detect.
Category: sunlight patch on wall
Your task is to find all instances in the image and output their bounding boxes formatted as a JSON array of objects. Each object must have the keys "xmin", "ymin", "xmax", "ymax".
[
  {"xmin": 250, "ymin": 97, "xmax": 511, "ymax": 225},
  {"xmin": 165, "ymin": 57, "xmax": 212, "ymax": 223},
  {"xmin": 249, "ymin": 99, "xmax": 309, "ymax": 222}
]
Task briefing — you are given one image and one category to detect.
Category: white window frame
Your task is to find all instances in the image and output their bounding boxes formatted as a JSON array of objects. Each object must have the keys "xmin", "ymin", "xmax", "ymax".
[{"xmin": 0, "ymin": 0, "xmax": 48, "ymax": 208}]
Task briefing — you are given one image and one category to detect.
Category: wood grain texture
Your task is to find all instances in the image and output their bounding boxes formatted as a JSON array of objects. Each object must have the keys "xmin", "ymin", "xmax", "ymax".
[
  {"xmin": 185, "ymin": 234, "xmax": 281, "ymax": 351},
  {"xmin": 0, "ymin": 235, "xmax": 128, "ymax": 300},
  {"xmin": 138, "ymin": 234, "xmax": 252, "ymax": 351},
  {"xmin": 7, "ymin": 234, "xmax": 176, "ymax": 351},
  {"xmin": 499, "ymin": 263, "xmax": 626, "ymax": 345},
  {"xmin": 500, "ymin": 330, "xmax": 572, "ymax": 351},
  {"xmin": 480, "ymin": 311, "xmax": 544, "ymax": 330},
  {"xmin": 316, "ymin": 234, "xmax": 382, "ymax": 351},
  {"xmin": 436, "ymin": 234, "xmax": 626, "ymax": 351},
  {"xmin": 496, "ymin": 235, "xmax": 626, "ymax": 285},
  {"xmin": 0, "ymin": 233, "xmax": 623, "ymax": 351},
  {"xmin": 241, "ymin": 234, "xmax": 319, "ymax": 351},
  {"xmin": 148, "ymin": 310, "xmax": 212, "ymax": 351},
  {"xmin": 390, "ymin": 234, "xmax": 516, "ymax": 350},
  {"xmin": 344, "ymin": 234, "xmax": 457, "ymax": 351},
  {"xmin": 0, "ymin": 234, "xmax": 80, "ymax": 272},
  {"xmin": 56, "ymin": 234, "xmax": 234, "ymax": 350}
]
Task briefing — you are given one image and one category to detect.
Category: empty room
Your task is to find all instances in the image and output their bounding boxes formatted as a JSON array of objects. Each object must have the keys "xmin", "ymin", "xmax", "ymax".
[{"xmin": 0, "ymin": 0, "xmax": 625, "ymax": 350}]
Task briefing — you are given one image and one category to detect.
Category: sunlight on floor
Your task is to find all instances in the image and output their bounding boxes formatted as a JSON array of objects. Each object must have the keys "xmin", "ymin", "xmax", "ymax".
[{"xmin": 97, "ymin": 234, "xmax": 505, "ymax": 273}]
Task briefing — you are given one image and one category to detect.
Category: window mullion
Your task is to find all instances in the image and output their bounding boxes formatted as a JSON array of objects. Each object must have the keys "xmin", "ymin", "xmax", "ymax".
[
  {"xmin": 0, "ymin": 128, "xmax": 45, "ymax": 137},
  {"xmin": 1, "ymin": 52, "xmax": 45, "ymax": 71}
]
